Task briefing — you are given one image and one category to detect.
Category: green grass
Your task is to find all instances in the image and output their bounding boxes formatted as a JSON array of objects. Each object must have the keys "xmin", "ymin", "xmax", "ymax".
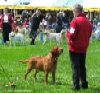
[{"xmin": 0, "ymin": 35, "xmax": 100, "ymax": 93}]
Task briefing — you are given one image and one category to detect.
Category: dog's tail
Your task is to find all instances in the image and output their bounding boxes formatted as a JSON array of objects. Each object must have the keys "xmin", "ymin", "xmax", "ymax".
[{"xmin": 19, "ymin": 60, "xmax": 29, "ymax": 63}]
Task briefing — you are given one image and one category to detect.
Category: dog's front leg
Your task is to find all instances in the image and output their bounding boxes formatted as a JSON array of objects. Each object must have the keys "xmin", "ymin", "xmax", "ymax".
[
  {"xmin": 52, "ymin": 71, "xmax": 56, "ymax": 84},
  {"xmin": 14, "ymin": 37, "xmax": 16, "ymax": 46},
  {"xmin": 44, "ymin": 71, "xmax": 49, "ymax": 84},
  {"xmin": 43, "ymin": 33, "xmax": 48, "ymax": 45},
  {"xmin": 49, "ymin": 36, "xmax": 52, "ymax": 45},
  {"xmin": 56, "ymin": 36, "xmax": 60, "ymax": 45},
  {"xmin": 10, "ymin": 40, "xmax": 11, "ymax": 46}
]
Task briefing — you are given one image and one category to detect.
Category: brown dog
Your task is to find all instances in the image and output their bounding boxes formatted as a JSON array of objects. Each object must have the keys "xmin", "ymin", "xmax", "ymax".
[{"xmin": 19, "ymin": 46, "xmax": 63, "ymax": 84}]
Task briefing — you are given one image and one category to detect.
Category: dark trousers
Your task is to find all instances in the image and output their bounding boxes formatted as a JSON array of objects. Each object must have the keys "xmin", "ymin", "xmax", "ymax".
[
  {"xmin": 2, "ymin": 23, "xmax": 11, "ymax": 44},
  {"xmin": 69, "ymin": 51, "xmax": 88, "ymax": 88},
  {"xmin": 30, "ymin": 29, "xmax": 38, "ymax": 44}
]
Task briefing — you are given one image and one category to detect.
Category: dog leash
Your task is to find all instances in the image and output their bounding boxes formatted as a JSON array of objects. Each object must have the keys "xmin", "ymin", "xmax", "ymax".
[
  {"xmin": 0, "ymin": 63, "xmax": 11, "ymax": 82},
  {"xmin": 0, "ymin": 63, "xmax": 16, "ymax": 92}
]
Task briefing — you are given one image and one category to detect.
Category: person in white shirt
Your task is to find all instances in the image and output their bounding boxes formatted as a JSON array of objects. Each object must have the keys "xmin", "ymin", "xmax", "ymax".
[{"xmin": 1, "ymin": 8, "xmax": 14, "ymax": 44}]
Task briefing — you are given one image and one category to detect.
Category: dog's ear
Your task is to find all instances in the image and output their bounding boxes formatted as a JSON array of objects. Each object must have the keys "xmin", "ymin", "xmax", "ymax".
[
  {"xmin": 51, "ymin": 46, "xmax": 63, "ymax": 55},
  {"xmin": 54, "ymin": 46, "xmax": 59, "ymax": 50},
  {"xmin": 53, "ymin": 46, "xmax": 59, "ymax": 49},
  {"xmin": 50, "ymin": 46, "xmax": 59, "ymax": 55}
]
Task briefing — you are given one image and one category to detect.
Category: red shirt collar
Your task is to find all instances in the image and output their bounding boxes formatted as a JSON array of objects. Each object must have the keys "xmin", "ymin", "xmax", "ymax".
[{"xmin": 77, "ymin": 13, "xmax": 86, "ymax": 17}]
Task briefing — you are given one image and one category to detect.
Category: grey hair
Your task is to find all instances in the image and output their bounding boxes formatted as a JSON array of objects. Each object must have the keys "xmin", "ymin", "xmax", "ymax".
[{"xmin": 73, "ymin": 4, "xmax": 83, "ymax": 13}]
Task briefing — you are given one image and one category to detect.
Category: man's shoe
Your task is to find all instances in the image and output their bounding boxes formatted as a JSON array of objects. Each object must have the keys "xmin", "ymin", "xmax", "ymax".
[
  {"xmin": 81, "ymin": 82, "xmax": 88, "ymax": 89},
  {"xmin": 81, "ymin": 84, "xmax": 88, "ymax": 89},
  {"xmin": 30, "ymin": 42, "xmax": 35, "ymax": 45},
  {"xmin": 71, "ymin": 86, "xmax": 80, "ymax": 91}
]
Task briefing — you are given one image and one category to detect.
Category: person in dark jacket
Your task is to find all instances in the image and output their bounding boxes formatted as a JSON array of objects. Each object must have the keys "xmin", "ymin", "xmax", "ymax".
[
  {"xmin": 66, "ymin": 4, "xmax": 92, "ymax": 90},
  {"xmin": 30, "ymin": 10, "xmax": 41, "ymax": 45},
  {"xmin": 55, "ymin": 12, "xmax": 63, "ymax": 33},
  {"xmin": 21, "ymin": 10, "xmax": 28, "ymax": 22}
]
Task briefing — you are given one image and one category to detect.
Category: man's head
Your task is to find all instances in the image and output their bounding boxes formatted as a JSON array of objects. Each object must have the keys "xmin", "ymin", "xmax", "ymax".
[
  {"xmin": 35, "ymin": 9, "xmax": 41, "ymax": 17},
  {"xmin": 72, "ymin": 4, "xmax": 83, "ymax": 17}
]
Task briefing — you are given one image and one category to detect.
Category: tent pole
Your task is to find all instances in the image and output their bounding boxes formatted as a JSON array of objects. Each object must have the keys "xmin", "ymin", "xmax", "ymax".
[{"xmin": 90, "ymin": 11, "xmax": 92, "ymax": 22}]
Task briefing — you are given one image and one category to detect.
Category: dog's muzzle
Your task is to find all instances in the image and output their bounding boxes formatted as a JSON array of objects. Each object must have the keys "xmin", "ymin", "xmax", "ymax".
[
  {"xmin": 11, "ymin": 34, "xmax": 15, "ymax": 37},
  {"xmin": 60, "ymin": 48, "xmax": 63, "ymax": 53}
]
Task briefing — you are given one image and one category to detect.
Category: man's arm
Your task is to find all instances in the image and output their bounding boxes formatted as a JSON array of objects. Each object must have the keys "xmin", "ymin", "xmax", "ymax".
[{"xmin": 66, "ymin": 19, "xmax": 78, "ymax": 43}]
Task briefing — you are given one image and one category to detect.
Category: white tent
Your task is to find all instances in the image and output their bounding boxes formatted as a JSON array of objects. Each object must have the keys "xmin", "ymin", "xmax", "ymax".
[
  {"xmin": 0, "ymin": 0, "xmax": 58, "ymax": 9},
  {"xmin": 15, "ymin": 0, "xmax": 32, "ymax": 6},
  {"xmin": 0, "ymin": 0, "xmax": 18, "ymax": 5},
  {"xmin": 15, "ymin": 0, "xmax": 58, "ymax": 9},
  {"xmin": 29, "ymin": 0, "xmax": 57, "ymax": 7},
  {"xmin": 0, "ymin": 0, "xmax": 19, "ymax": 9},
  {"xmin": 82, "ymin": 0, "xmax": 100, "ymax": 8},
  {"xmin": 51, "ymin": 0, "xmax": 67, "ymax": 7},
  {"xmin": 0, "ymin": 0, "xmax": 57, "ymax": 6},
  {"xmin": 0, "ymin": 0, "xmax": 33, "ymax": 9}
]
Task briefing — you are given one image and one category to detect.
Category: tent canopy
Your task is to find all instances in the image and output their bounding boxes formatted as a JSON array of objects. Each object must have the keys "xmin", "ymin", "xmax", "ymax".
[
  {"xmin": 29, "ymin": 0, "xmax": 57, "ymax": 7},
  {"xmin": 0, "ymin": 0, "xmax": 17, "ymax": 5},
  {"xmin": 0, "ymin": 0, "xmax": 58, "ymax": 9},
  {"xmin": 0, "ymin": 0, "xmax": 100, "ymax": 11},
  {"xmin": 82, "ymin": 0, "xmax": 100, "ymax": 8}
]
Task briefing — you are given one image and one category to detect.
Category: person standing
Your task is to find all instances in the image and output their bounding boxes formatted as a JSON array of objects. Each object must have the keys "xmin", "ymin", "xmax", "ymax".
[
  {"xmin": 66, "ymin": 4, "xmax": 92, "ymax": 90},
  {"xmin": 30, "ymin": 10, "xmax": 41, "ymax": 45},
  {"xmin": 55, "ymin": 12, "xmax": 63, "ymax": 33},
  {"xmin": 0, "ymin": 10, "xmax": 2, "ymax": 32},
  {"xmin": 21, "ymin": 10, "xmax": 28, "ymax": 22},
  {"xmin": 1, "ymin": 8, "xmax": 14, "ymax": 44}
]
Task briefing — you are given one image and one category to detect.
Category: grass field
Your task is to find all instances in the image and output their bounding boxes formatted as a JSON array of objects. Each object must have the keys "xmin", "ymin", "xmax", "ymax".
[{"xmin": 0, "ymin": 34, "xmax": 100, "ymax": 93}]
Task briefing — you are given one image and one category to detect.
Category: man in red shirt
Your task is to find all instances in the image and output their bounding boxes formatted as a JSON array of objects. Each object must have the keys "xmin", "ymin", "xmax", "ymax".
[{"xmin": 66, "ymin": 4, "xmax": 92, "ymax": 90}]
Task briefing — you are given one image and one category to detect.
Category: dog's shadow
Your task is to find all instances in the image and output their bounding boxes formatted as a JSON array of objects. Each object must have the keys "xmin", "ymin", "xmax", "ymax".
[
  {"xmin": 55, "ymin": 81, "xmax": 68, "ymax": 86},
  {"xmin": 89, "ymin": 87, "xmax": 100, "ymax": 93},
  {"xmin": 47, "ymin": 79, "xmax": 69, "ymax": 86},
  {"xmin": 29, "ymin": 77, "xmax": 68, "ymax": 86}
]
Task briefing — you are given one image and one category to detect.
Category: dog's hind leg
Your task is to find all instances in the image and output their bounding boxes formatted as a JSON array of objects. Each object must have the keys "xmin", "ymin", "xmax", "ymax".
[{"xmin": 34, "ymin": 69, "xmax": 38, "ymax": 80}]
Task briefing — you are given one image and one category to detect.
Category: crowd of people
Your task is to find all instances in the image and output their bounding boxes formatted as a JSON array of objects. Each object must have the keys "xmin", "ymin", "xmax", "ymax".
[
  {"xmin": 0, "ymin": 7, "xmax": 99, "ymax": 45},
  {"xmin": 91, "ymin": 16, "xmax": 100, "ymax": 40},
  {"xmin": 0, "ymin": 8, "xmax": 70, "ymax": 45}
]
